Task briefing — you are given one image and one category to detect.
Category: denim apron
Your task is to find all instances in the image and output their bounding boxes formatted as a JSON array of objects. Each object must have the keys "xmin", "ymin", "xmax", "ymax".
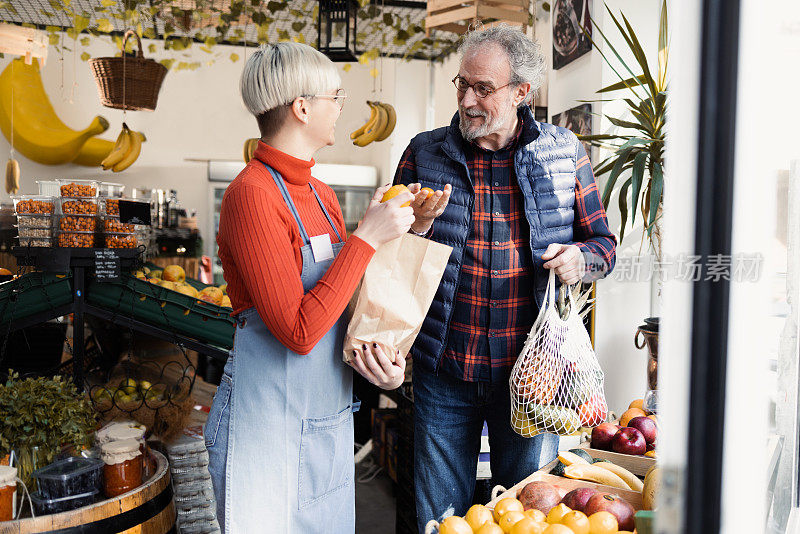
[{"xmin": 205, "ymin": 163, "xmax": 354, "ymax": 533}]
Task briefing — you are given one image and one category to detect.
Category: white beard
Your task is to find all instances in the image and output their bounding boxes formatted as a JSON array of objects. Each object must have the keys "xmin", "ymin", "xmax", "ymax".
[{"xmin": 458, "ymin": 104, "xmax": 515, "ymax": 142}]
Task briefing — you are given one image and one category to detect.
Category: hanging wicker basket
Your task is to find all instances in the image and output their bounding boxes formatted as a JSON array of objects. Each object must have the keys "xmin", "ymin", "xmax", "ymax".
[{"xmin": 88, "ymin": 30, "xmax": 167, "ymax": 111}]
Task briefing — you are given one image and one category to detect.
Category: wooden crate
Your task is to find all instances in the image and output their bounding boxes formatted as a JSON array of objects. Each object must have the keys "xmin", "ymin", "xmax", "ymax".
[
  {"xmin": 487, "ymin": 471, "xmax": 643, "ymax": 511},
  {"xmin": 425, "ymin": 0, "xmax": 530, "ymax": 35},
  {"xmin": 576, "ymin": 442, "xmax": 656, "ymax": 477}
]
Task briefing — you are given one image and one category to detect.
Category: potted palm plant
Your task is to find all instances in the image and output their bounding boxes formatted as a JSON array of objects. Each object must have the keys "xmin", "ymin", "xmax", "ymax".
[{"xmin": 577, "ymin": 1, "xmax": 668, "ymax": 412}]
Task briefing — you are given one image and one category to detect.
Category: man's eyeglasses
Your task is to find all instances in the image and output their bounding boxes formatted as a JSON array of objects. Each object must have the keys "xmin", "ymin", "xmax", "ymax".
[
  {"xmin": 452, "ymin": 75, "xmax": 511, "ymax": 98},
  {"xmin": 290, "ymin": 88, "xmax": 348, "ymax": 109}
]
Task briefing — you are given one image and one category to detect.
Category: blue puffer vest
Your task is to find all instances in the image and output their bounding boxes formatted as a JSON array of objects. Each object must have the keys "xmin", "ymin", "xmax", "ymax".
[{"xmin": 398, "ymin": 106, "xmax": 582, "ymax": 374}]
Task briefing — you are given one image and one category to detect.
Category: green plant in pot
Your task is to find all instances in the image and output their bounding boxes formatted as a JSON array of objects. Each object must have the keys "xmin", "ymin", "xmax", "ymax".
[
  {"xmin": 0, "ymin": 372, "xmax": 97, "ymax": 490},
  {"xmin": 577, "ymin": 1, "xmax": 668, "ymax": 412}
]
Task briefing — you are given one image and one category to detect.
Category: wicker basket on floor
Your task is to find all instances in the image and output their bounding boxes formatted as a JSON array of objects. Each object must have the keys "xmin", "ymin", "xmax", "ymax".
[{"xmin": 88, "ymin": 29, "xmax": 167, "ymax": 111}]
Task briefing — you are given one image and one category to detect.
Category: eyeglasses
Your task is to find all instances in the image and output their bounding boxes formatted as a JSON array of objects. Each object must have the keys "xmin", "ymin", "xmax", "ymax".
[
  {"xmin": 289, "ymin": 88, "xmax": 348, "ymax": 109},
  {"xmin": 452, "ymin": 75, "xmax": 511, "ymax": 98}
]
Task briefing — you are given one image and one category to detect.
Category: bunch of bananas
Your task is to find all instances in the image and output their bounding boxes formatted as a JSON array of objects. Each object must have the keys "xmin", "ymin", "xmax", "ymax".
[
  {"xmin": 243, "ymin": 138, "xmax": 259, "ymax": 163},
  {"xmin": 5, "ymin": 158, "xmax": 19, "ymax": 194},
  {"xmin": 101, "ymin": 123, "xmax": 147, "ymax": 172},
  {"xmin": 351, "ymin": 101, "xmax": 396, "ymax": 147}
]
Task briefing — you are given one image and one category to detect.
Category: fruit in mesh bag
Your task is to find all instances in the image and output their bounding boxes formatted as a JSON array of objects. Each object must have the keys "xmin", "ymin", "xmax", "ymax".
[
  {"xmin": 528, "ymin": 404, "xmax": 580, "ymax": 435},
  {"xmin": 577, "ymin": 394, "xmax": 607, "ymax": 427},
  {"xmin": 515, "ymin": 356, "xmax": 563, "ymax": 405},
  {"xmin": 512, "ymin": 405, "xmax": 540, "ymax": 438}
]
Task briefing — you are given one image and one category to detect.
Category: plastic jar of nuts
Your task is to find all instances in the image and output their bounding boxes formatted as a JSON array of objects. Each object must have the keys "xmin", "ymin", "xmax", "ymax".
[
  {"xmin": 12, "ymin": 195, "xmax": 56, "ymax": 215},
  {"xmin": 60, "ymin": 214, "xmax": 97, "ymax": 233},
  {"xmin": 57, "ymin": 179, "xmax": 98, "ymax": 198},
  {"xmin": 60, "ymin": 197, "xmax": 99, "ymax": 215},
  {"xmin": 18, "ymin": 226, "xmax": 55, "ymax": 238},
  {"xmin": 104, "ymin": 233, "xmax": 137, "ymax": 249},
  {"xmin": 101, "ymin": 216, "xmax": 135, "ymax": 233},
  {"xmin": 58, "ymin": 231, "xmax": 95, "ymax": 248},
  {"xmin": 103, "ymin": 198, "xmax": 120, "ymax": 216},
  {"xmin": 19, "ymin": 237, "xmax": 54, "ymax": 248}
]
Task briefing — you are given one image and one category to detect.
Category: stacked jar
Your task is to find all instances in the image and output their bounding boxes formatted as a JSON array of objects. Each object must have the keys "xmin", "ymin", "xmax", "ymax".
[
  {"xmin": 101, "ymin": 439, "xmax": 143, "ymax": 498},
  {"xmin": 101, "ymin": 197, "xmax": 138, "ymax": 249},
  {"xmin": 12, "ymin": 195, "xmax": 57, "ymax": 247},
  {"xmin": 57, "ymin": 180, "xmax": 98, "ymax": 248}
]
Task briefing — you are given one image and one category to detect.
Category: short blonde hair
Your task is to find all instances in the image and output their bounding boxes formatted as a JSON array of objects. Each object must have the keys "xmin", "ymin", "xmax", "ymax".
[{"xmin": 240, "ymin": 42, "xmax": 341, "ymax": 116}]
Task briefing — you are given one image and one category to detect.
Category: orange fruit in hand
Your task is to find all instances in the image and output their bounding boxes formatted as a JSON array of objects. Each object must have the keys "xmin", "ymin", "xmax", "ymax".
[
  {"xmin": 628, "ymin": 399, "xmax": 644, "ymax": 410},
  {"xmin": 420, "ymin": 186, "xmax": 435, "ymax": 199},
  {"xmin": 499, "ymin": 511, "xmax": 526, "ymax": 533},
  {"xmin": 560, "ymin": 510, "xmax": 590, "ymax": 534},
  {"xmin": 587, "ymin": 511, "xmax": 618, "ymax": 534},
  {"xmin": 511, "ymin": 518, "xmax": 548, "ymax": 534},
  {"xmin": 493, "ymin": 498, "xmax": 525, "ymax": 522},
  {"xmin": 620, "ymin": 407, "xmax": 647, "ymax": 427},
  {"xmin": 380, "ymin": 184, "xmax": 411, "ymax": 206}
]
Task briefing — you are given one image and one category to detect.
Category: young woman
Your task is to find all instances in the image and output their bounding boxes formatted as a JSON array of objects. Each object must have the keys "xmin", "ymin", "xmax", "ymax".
[{"xmin": 204, "ymin": 42, "xmax": 413, "ymax": 532}]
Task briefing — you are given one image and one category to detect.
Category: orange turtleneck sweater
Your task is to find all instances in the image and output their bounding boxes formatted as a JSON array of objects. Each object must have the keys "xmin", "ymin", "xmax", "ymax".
[{"xmin": 217, "ymin": 141, "xmax": 375, "ymax": 355}]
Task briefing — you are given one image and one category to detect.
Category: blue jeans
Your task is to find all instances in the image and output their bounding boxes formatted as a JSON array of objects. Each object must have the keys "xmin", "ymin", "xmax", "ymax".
[{"xmin": 413, "ymin": 366, "xmax": 558, "ymax": 532}]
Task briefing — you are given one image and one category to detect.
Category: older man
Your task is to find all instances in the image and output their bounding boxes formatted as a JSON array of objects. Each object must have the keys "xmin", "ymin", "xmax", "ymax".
[{"xmin": 394, "ymin": 25, "xmax": 617, "ymax": 530}]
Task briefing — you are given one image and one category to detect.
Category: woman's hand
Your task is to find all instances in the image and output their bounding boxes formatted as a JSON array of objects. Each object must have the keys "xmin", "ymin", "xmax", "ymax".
[
  {"xmin": 407, "ymin": 183, "xmax": 451, "ymax": 234},
  {"xmin": 352, "ymin": 184, "xmax": 415, "ymax": 249},
  {"xmin": 348, "ymin": 343, "xmax": 406, "ymax": 390}
]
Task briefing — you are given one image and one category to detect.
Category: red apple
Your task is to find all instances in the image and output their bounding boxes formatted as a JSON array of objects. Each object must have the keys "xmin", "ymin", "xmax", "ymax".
[
  {"xmin": 612, "ymin": 427, "xmax": 647, "ymax": 455},
  {"xmin": 591, "ymin": 422, "xmax": 619, "ymax": 450},
  {"xmin": 627, "ymin": 416, "xmax": 658, "ymax": 444},
  {"xmin": 561, "ymin": 487, "xmax": 599, "ymax": 513},
  {"xmin": 584, "ymin": 493, "xmax": 636, "ymax": 531}
]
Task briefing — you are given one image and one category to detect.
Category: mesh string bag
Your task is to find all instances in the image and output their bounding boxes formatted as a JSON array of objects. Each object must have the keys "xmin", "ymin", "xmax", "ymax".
[{"xmin": 509, "ymin": 270, "xmax": 608, "ymax": 437}]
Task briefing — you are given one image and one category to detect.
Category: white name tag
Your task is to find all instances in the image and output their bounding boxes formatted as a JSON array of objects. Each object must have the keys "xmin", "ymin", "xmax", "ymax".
[{"xmin": 310, "ymin": 234, "xmax": 334, "ymax": 262}]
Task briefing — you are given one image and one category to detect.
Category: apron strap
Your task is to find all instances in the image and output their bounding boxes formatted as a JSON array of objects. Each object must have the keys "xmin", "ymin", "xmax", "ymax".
[
  {"xmin": 309, "ymin": 182, "xmax": 343, "ymax": 243},
  {"xmin": 261, "ymin": 162, "xmax": 342, "ymax": 245}
]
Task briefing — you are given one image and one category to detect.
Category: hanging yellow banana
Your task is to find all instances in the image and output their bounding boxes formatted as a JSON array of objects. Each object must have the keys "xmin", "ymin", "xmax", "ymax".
[
  {"xmin": 5, "ymin": 158, "xmax": 19, "ymax": 195},
  {"xmin": 375, "ymin": 102, "xmax": 396, "ymax": 142},
  {"xmin": 101, "ymin": 125, "xmax": 131, "ymax": 170},
  {"xmin": 353, "ymin": 102, "xmax": 387, "ymax": 147},
  {"xmin": 0, "ymin": 58, "xmax": 110, "ymax": 165},
  {"xmin": 243, "ymin": 138, "xmax": 258, "ymax": 163},
  {"xmin": 112, "ymin": 131, "xmax": 146, "ymax": 172},
  {"xmin": 350, "ymin": 102, "xmax": 377, "ymax": 140}
]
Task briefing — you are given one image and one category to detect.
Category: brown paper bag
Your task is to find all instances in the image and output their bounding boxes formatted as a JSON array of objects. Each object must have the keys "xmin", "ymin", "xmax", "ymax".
[{"xmin": 343, "ymin": 233, "xmax": 452, "ymax": 363}]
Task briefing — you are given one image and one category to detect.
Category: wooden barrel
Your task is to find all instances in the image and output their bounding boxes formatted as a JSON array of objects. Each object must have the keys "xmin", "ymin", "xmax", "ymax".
[{"xmin": 1, "ymin": 451, "xmax": 175, "ymax": 534}]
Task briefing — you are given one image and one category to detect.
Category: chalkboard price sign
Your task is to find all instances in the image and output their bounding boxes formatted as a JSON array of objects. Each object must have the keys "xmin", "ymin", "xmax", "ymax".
[{"xmin": 95, "ymin": 249, "xmax": 121, "ymax": 282}]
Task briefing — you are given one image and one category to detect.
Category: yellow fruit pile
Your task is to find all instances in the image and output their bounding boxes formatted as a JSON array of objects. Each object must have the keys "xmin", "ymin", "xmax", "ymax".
[
  {"xmin": 132, "ymin": 265, "xmax": 231, "ymax": 308},
  {"xmin": 91, "ymin": 378, "xmax": 166, "ymax": 407},
  {"xmin": 435, "ymin": 498, "xmax": 632, "ymax": 534},
  {"xmin": 350, "ymin": 101, "xmax": 396, "ymax": 147}
]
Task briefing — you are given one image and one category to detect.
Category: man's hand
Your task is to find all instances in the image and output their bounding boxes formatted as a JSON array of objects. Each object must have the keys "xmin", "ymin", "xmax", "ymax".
[
  {"xmin": 406, "ymin": 183, "xmax": 452, "ymax": 234},
  {"xmin": 542, "ymin": 243, "xmax": 585, "ymax": 285}
]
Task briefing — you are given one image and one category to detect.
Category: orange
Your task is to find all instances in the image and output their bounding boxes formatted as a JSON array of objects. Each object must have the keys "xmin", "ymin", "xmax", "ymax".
[
  {"xmin": 0, "ymin": 268, "xmax": 11, "ymax": 275},
  {"xmin": 437, "ymin": 516, "xmax": 473, "ymax": 534},
  {"xmin": 380, "ymin": 184, "xmax": 411, "ymax": 206},
  {"xmin": 546, "ymin": 504, "xmax": 572, "ymax": 524},
  {"xmin": 648, "ymin": 414, "xmax": 659, "ymax": 424},
  {"xmin": 511, "ymin": 518, "xmax": 548, "ymax": 534},
  {"xmin": 420, "ymin": 186, "xmax": 435, "ymax": 199},
  {"xmin": 493, "ymin": 498, "xmax": 525, "ymax": 522},
  {"xmin": 560, "ymin": 510, "xmax": 590, "ymax": 534},
  {"xmin": 620, "ymin": 407, "xmax": 647, "ymax": 427},
  {"xmin": 476, "ymin": 523, "xmax": 505, "ymax": 534},
  {"xmin": 499, "ymin": 511, "xmax": 526, "ymax": 533},
  {"xmin": 543, "ymin": 525, "xmax": 575, "ymax": 534},
  {"xmin": 465, "ymin": 504, "xmax": 495, "ymax": 531},
  {"xmin": 525, "ymin": 509, "xmax": 547, "ymax": 523},
  {"xmin": 587, "ymin": 511, "xmax": 618, "ymax": 534},
  {"xmin": 628, "ymin": 399, "xmax": 644, "ymax": 410}
]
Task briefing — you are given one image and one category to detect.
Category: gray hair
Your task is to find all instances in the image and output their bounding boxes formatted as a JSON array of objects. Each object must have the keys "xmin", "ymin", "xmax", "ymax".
[
  {"xmin": 458, "ymin": 24, "xmax": 545, "ymax": 106},
  {"xmin": 240, "ymin": 42, "xmax": 341, "ymax": 116}
]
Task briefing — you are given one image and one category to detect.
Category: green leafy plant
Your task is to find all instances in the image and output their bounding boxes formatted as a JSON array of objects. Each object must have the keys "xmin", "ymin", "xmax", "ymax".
[
  {"xmin": 578, "ymin": 1, "xmax": 668, "ymax": 258},
  {"xmin": 0, "ymin": 372, "xmax": 97, "ymax": 466}
]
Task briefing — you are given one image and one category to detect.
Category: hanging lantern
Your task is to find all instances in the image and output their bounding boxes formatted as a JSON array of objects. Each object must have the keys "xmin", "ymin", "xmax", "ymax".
[{"xmin": 317, "ymin": 0, "xmax": 359, "ymax": 62}]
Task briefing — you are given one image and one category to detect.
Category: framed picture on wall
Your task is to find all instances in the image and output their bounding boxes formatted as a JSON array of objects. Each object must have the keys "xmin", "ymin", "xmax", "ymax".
[
  {"xmin": 551, "ymin": 103, "xmax": 593, "ymax": 162},
  {"xmin": 552, "ymin": 0, "xmax": 592, "ymax": 70}
]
